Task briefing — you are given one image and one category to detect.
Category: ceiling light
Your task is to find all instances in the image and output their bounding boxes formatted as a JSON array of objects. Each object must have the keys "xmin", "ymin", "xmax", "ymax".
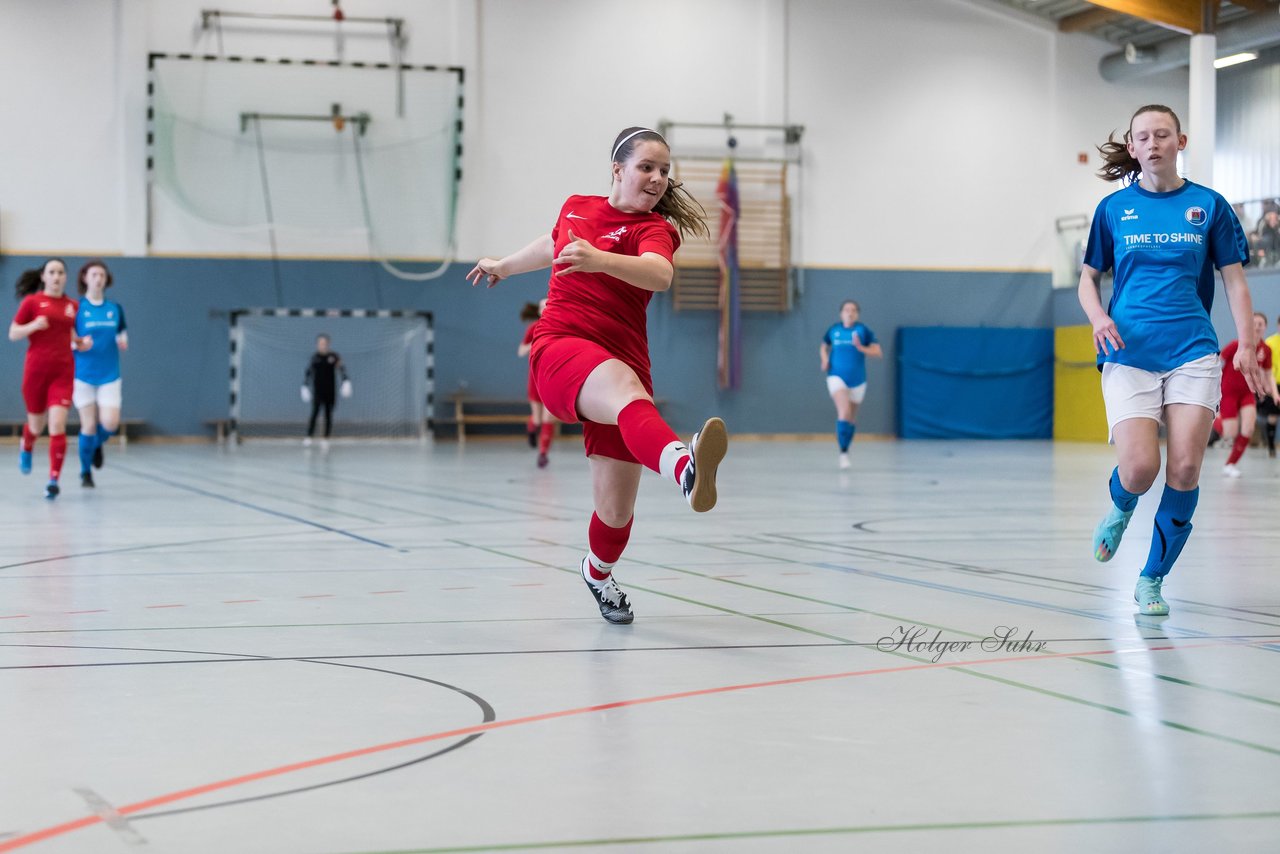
[{"xmin": 1214, "ymin": 51, "xmax": 1258, "ymax": 69}]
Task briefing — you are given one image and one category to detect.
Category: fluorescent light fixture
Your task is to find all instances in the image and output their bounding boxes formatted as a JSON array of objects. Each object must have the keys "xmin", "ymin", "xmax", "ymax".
[{"xmin": 1214, "ymin": 51, "xmax": 1258, "ymax": 69}]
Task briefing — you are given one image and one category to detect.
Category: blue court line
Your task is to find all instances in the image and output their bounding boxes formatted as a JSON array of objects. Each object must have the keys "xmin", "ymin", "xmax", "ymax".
[
  {"xmin": 118, "ymin": 468, "xmax": 398, "ymax": 551},
  {"xmin": 813, "ymin": 561, "xmax": 1280, "ymax": 654}
]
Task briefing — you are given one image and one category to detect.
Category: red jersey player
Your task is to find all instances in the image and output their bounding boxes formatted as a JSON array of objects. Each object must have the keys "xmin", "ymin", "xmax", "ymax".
[
  {"xmin": 517, "ymin": 297, "xmax": 557, "ymax": 466},
  {"xmin": 469, "ymin": 126, "xmax": 728, "ymax": 625},
  {"xmin": 1217, "ymin": 311, "xmax": 1279, "ymax": 477},
  {"xmin": 9, "ymin": 258, "xmax": 88, "ymax": 499}
]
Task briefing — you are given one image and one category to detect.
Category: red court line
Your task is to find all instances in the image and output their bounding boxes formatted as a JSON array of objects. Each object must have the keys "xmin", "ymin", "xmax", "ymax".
[
  {"xmin": 0, "ymin": 639, "xmax": 1251, "ymax": 853},
  {"xmin": 0, "ymin": 615, "xmax": 30, "ymax": 620}
]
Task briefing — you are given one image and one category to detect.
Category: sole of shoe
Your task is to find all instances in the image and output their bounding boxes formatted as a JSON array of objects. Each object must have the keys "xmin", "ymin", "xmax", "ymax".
[{"xmin": 688, "ymin": 417, "xmax": 728, "ymax": 513}]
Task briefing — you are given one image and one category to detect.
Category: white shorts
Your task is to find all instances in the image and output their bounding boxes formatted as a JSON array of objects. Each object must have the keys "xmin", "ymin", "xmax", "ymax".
[
  {"xmin": 1100, "ymin": 354, "xmax": 1220, "ymax": 442},
  {"xmin": 73, "ymin": 378, "xmax": 123, "ymax": 410},
  {"xmin": 827, "ymin": 375, "xmax": 867, "ymax": 404}
]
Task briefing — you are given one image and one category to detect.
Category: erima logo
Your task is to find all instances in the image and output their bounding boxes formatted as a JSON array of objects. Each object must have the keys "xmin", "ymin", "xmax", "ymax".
[
  {"xmin": 566, "ymin": 212, "xmax": 587, "ymax": 220},
  {"xmin": 1121, "ymin": 208, "xmax": 1139, "ymax": 222},
  {"xmin": 603, "ymin": 226, "xmax": 628, "ymax": 242},
  {"xmin": 1185, "ymin": 206, "xmax": 1207, "ymax": 226},
  {"xmin": 64, "ymin": 304, "xmax": 75, "ymax": 317}
]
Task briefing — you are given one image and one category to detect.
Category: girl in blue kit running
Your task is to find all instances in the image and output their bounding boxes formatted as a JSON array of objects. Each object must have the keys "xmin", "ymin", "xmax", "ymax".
[
  {"xmin": 1079, "ymin": 105, "xmax": 1269, "ymax": 616},
  {"xmin": 73, "ymin": 260, "xmax": 128, "ymax": 488},
  {"xmin": 820, "ymin": 300, "xmax": 881, "ymax": 469}
]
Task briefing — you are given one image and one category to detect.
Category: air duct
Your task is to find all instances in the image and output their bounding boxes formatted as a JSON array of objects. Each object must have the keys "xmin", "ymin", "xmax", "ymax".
[{"xmin": 1100, "ymin": 10, "xmax": 1280, "ymax": 81}]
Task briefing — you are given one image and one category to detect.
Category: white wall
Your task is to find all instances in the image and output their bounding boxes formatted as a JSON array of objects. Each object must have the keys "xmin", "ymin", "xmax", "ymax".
[{"xmin": 0, "ymin": 0, "xmax": 1195, "ymax": 269}]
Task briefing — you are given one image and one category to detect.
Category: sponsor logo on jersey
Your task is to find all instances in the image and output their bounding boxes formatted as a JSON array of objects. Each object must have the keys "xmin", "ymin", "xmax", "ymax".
[
  {"xmin": 64, "ymin": 304, "xmax": 75, "ymax": 317},
  {"xmin": 1185, "ymin": 206, "xmax": 1207, "ymax": 226},
  {"xmin": 603, "ymin": 226, "xmax": 628, "ymax": 242},
  {"xmin": 1121, "ymin": 208, "xmax": 1139, "ymax": 222}
]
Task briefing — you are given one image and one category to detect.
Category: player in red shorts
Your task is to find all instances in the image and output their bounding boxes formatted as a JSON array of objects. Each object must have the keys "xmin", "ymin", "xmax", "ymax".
[
  {"xmin": 517, "ymin": 298, "xmax": 557, "ymax": 467},
  {"xmin": 1217, "ymin": 312, "xmax": 1279, "ymax": 477},
  {"xmin": 8, "ymin": 259, "xmax": 90, "ymax": 499},
  {"xmin": 469, "ymin": 126, "xmax": 728, "ymax": 625}
]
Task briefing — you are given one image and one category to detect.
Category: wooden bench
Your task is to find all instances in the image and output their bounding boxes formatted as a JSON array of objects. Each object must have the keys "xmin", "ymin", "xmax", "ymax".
[
  {"xmin": 446, "ymin": 393, "xmax": 663, "ymax": 444},
  {"xmin": 448, "ymin": 394, "xmax": 541, "ymax": 444},
  {"xmin": 0, "ymin": 418, "xmax": 145, "ymax": 447}
]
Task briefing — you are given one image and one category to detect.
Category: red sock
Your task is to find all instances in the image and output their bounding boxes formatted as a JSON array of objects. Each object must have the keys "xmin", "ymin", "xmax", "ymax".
[
  {"xmin": 617, "ymin": 399, "xmax": 686, "ymax": 479},
  {"xmin": 538, "ymin": 422, "xmax": 555, "ymax": 454},
  {"xmin": 22, "ymin": 424, "xmax": 37, "ymax": 452},
  {"xmin": 587, "ymin": 512, "xmax": 633, "ymax": 580},
  {"xmin": 1227, "ymin": 433, "xmax": 1250, "ymax": 465},
  {"xmin": 49, "ymin": 434, "xmax": 67, "ymax": 479},
  {"xmin": 527, "ymin": 416, "xmax": 536, "ymax": 432}
]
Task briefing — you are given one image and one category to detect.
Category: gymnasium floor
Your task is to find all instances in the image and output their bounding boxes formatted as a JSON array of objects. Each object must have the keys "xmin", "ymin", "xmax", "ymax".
[{"xmin": 1, "ymin": 437, "xmax": 1277, "ymax": 853}]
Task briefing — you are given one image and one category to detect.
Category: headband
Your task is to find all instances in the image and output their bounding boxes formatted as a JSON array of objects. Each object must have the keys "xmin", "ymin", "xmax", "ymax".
[{"xmin": 611, "ymin": 128, "xmax": 666, "ymax": 162}]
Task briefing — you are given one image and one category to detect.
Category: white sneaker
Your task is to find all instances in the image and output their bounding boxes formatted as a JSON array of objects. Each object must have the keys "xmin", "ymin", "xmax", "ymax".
[
  {"xmin": 302, "ymin": 437, "xmax": 313, "ymax": 447},
  {"xmin": 838, "ymin": 453, "xmax": 851, "ymax": 470},
  {"xmin": 1223, "ymin": 463, "xmax": 1242, "ymax": 478}
]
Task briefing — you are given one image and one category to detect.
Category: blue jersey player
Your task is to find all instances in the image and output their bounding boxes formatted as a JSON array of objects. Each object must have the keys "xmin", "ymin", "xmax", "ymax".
[
  {"xmin": 1079, "ymin": 105, "xmax": 1268, "ymax": 617},
  {"xmin": 73, "ymin": 261, "xmax": 128, "ymax": 487},
  {"xmin": 820, "ymin": 300, "xmax": 881, "ymax": 469}
]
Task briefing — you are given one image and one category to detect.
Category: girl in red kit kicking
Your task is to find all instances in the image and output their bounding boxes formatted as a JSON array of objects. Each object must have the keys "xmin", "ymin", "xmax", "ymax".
[
  {"xmin": 469, "ymin": 127, "xmax": 728, "ymax": 624},
  {"xmin": 9, "ymin": 259, "xmax": 90, "ymax": 499}
]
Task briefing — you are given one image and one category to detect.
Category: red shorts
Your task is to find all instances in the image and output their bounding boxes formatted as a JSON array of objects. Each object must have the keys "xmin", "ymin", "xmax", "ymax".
[
  {"xmin": 22, "ymin": 360, "xmax": 73, "ymax": 413},
  {"xmin": 530, "ymin": 335, "xmax": 651, "ymax": 463},
  {"xmin": 1219, "ymin": 382, "xmax": 1256, "ymax": 419}
]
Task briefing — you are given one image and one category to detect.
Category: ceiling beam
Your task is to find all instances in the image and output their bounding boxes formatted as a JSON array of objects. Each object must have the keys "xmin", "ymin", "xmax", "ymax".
[
  {"xmin": 1058, "ymin": 7, "xmax": 1125, "ymax": 32},
  {"xmin": 1080, "ymin": 0, "xmax": 1205, "ymax": 35}
]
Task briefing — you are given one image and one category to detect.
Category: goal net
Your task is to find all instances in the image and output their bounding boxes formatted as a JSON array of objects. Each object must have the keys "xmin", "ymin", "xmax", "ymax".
[{"xmin": 230, "ymin": 309, "xmax": 434, "ymax": 441}]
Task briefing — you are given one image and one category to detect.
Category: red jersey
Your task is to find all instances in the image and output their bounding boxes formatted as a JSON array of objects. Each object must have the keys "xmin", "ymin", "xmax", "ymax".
[
  {"xmin": 13, "ymin": 293, "xmax": 78, "ymax": 367},
  {"xmin": 533, "ymin": 194, "xmax": 680, "ymax": 376},
  {"xmin": 1221, "ymin": 339, "xmax": 1272, "ymax": 391}
]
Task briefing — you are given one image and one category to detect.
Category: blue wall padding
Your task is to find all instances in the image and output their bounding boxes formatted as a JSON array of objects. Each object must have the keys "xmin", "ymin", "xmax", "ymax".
[{"xmin": 896, "ymin": 327, "xmax": 1053, "ymax": 439}]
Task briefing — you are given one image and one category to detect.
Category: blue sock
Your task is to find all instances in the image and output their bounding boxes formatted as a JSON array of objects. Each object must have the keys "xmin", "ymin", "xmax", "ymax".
[
  {"xmin": 836, "ymin": 420, "xmax": 855, "ymax": 452},
  {"xmin": 97, "ymin": 425, "xmax": 115, "ymax": 446},
  {"xmin": 78, "ymin": 433, "xmax": 97, "ymax": 475},
  {"xmin": 1109, "ymin": 467, "xmax": 1141, "ymax": 512},
  {"xmin": 1140, "ymin": 485, "xmax": 1198, "ymax": 579}
]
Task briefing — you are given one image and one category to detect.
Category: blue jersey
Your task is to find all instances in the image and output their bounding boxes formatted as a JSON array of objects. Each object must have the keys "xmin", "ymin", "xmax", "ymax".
[
  {"xmin": 74, "ymin": 299, "xmax": 127, "ymax": 385},
  {"xmin": 1084, "ymin": 181, "xmax": 1248, "ymax": 373},
  {"xmin": 823, "ymin": 321, "xmax": 876, "ymax": 386}
]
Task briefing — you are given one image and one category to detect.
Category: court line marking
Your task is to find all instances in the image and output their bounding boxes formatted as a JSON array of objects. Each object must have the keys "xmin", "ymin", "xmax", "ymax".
[
  {"xmin": 0, "ymin": 639, "xmax": 1262, "ymax": 853},
  {"xmin": 113, "ymin": 468, "xmax": 398, "ymax": 550},
  {"xmin": 334, "ymin": 810, "xmax": 1280, "ymax": 852}
]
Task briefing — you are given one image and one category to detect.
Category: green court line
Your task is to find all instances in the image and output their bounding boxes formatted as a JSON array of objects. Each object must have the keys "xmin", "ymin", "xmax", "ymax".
[
  {"xmin": 661, "ymin": 538, "xmax": 1280, "ymax": 710},
  {"xmin": 464, "ymin": 542, "xmax": 1280, "ymax": 757},
  {"xmin": 338, "ymin": 810, "xmax": 1280, "ymax": 853}
]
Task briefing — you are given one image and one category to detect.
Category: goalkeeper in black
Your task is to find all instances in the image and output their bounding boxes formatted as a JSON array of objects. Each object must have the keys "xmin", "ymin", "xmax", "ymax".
[{"xmin": 302, "ymin": 334, "xmax": 350, "ymax": 445}]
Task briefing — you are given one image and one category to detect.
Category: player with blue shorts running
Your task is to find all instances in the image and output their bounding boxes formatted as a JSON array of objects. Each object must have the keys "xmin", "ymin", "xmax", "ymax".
[
  {"xmin": 73, "ymin": 261, "xmax": 128, "ymax": 488},
  {"xmin": 1079, "ymin": 105, "xmax": 1268, "ymax": 616},
  {"xmin": 820, "ymin": 300, "xmax": 881, "ymax": 469}
]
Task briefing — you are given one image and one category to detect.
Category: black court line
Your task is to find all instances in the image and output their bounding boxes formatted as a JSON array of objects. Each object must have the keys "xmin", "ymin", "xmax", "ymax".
[
  {"xmin": 0, "ymin": 642, "xmax": 493, "ymax": 820},
  {"xmin": 114, "ymin": 466, "xmax": 399, "ymax": 550},
  {"xmin": 9, "ymin": 634, "xmax": 1278, "ymax": 671}
]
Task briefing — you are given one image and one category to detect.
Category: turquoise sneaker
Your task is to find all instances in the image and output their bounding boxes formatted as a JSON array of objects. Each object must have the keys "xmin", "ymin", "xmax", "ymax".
[
  {"xmin": 1093, "ymin": 504, "xmax": 1134, "ymax": 562},
  {"xmin": 19, "ymin": 448, "xmax": 32, "ymax": 475},
  {"xmin": 1134, "ymin": 576, "xmax": 1169, "ymax": 616}
]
